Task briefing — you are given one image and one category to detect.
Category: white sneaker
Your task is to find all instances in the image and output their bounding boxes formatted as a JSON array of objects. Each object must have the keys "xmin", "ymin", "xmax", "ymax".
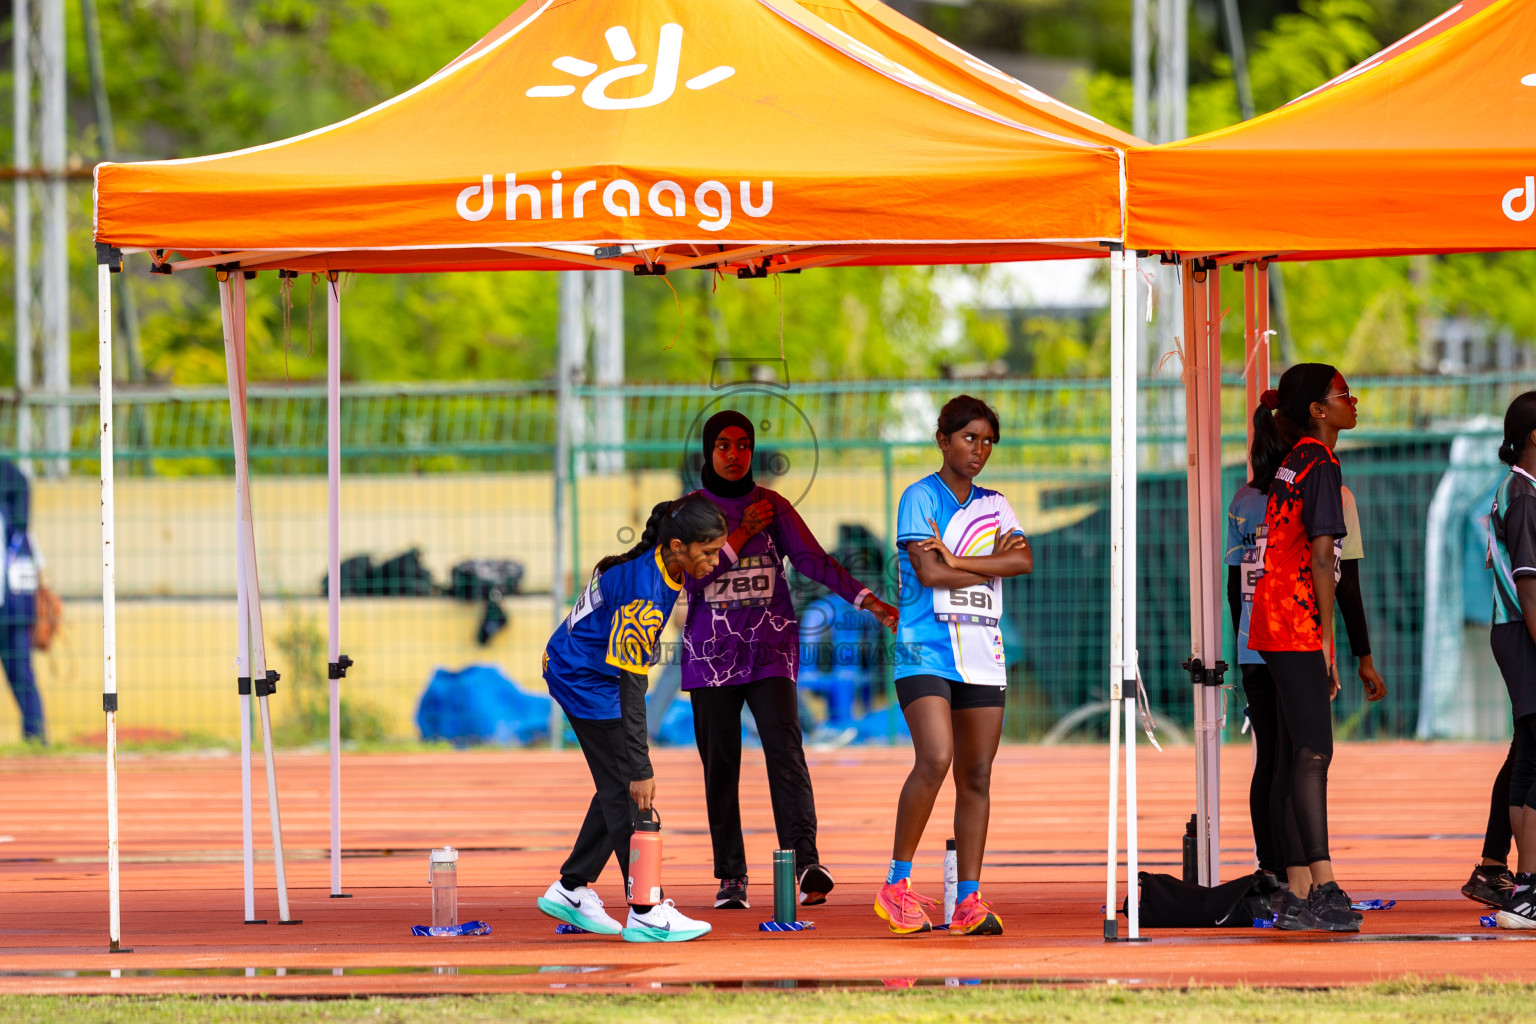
[
  {"xmin": 536, "ymin": 880, "xmax": 623, "ymax": 936},
  {"xmin": 622, "ymin": 899, "xmax": 713, "ymax": 943}
]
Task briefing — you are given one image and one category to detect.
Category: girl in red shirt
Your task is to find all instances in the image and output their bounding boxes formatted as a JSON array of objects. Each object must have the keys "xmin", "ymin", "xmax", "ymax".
[{"xmin": 1249, "ymin": 362, "xmax": 1379, "ymax": 932}]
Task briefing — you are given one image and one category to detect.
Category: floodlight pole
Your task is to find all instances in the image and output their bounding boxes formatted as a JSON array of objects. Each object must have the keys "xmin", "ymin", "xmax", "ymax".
[
  {"xmin": 326, "ymin": 273, "xmax": 352, "ymax": 899},
  {"xmin": 97, "ymin": 248, "xmax": 128, "ymax": 953}
]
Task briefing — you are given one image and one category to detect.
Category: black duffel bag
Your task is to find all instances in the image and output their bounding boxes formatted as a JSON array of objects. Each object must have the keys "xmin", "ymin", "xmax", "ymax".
[{"xmin": 1130, "ymin": 870, "xmax": 1278, "ymax": 928}]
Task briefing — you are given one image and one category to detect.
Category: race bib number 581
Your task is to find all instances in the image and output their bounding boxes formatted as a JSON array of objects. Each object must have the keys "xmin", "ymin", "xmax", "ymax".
[{"xmin": 934, "ymin": 583, "xmax": 1000, "ymax": 627}]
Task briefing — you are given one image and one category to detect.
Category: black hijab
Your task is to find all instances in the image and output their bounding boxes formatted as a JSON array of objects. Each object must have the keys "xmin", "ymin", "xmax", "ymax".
[{"xmin": 700, "ymin": 410, "xmax": 756, "ymax": 499}]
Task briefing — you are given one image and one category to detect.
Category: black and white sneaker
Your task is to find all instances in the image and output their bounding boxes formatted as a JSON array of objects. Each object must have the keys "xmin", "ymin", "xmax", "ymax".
[
  {"xmin": 714, "ymin": 876, "xmax": 750, "ymax": 909},
  {"xmin": 798, "ymin": 864, "xmax": 835, "ymax": 906},
  {"xmin": 1463, "ymin": 863, "xmax": 1516, "ymax": 909},
  {"xmin": 1496, "ymin": 875, "xmax": 1536, "ymax": 929}
]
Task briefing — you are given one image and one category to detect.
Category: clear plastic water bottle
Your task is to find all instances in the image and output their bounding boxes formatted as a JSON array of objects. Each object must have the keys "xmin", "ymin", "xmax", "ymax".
[
  {"xmin": 430, "ymin": 847, "xmax": 458, "ymax": 928},
  {"xmin": 943, "ymin": 838, "xmax": 957, "ymax": 925}
]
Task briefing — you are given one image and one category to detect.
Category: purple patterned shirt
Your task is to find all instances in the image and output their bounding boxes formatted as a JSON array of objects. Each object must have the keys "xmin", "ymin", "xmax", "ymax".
[{"xmin": 681, "ymin": 486, "xmax": 872, "ymax": 689}]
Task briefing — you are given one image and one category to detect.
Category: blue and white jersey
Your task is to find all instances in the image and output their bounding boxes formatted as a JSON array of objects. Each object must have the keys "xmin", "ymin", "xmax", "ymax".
[
  {"xmin": 543, "ymin": 546, "xmax": 684, "ymax": 720},
  {"xmin": 1224, "ymin": 485, "xmax": 1269, "ymax": 666},
  {"xmin": 894, "ymin": 473, "xmax": 1023, "ymax": 687}
]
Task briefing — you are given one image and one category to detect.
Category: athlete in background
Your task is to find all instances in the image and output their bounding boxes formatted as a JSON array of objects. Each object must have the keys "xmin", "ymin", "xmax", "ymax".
[
  {"xmin": 1485, "ymin": 391, "xmax": 1536, "ymax": 929},
  {"xmin": 1229, "ymin": 429, "xmax": 1384, "ymax": 890},
  {"xmin": 1249, "ymin": 364, "xmax": 1381, "ymax": 933}
]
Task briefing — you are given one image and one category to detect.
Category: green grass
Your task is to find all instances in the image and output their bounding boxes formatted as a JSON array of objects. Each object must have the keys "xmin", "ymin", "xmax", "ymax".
[{"xmin": 3, "ymin": 981, "xmax": 1536, "ymax": 1024}]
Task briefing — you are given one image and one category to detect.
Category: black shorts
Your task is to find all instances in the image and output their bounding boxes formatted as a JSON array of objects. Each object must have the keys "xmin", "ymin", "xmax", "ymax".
[
  {"xmin": 1492, "ymin": 621, "xmax": 1536, "ymax": 721},
  {"xmin": 894, "ymin": 674, "xmax": 1007, "ymax": 711}
]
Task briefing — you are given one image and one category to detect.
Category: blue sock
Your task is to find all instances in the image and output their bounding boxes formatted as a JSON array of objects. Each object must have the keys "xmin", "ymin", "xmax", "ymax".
[
  {"xmin": 957, "ymin": 880, "xmax": 980, "ymax": 902},
  {"xmin": 886, "ymin": 859, "xmax": 912, "ymax": 885}
]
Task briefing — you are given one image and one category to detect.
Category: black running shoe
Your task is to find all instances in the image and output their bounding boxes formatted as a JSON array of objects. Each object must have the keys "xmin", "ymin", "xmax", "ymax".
[
  {"xmin": 1497, "ymin": 876, "xmax": 1536, "ymax": 930},
  {"xmin": 1272, "ymin": 888, "xmax": 1307, "ymax": 930},
  {"xmin": 714, "ymin": 876, "xmax": 749, "ymax": 910},
  {"xmin": 1462, "ymin": 864, "xmax": 1515, "ymax": 909},
  {"xmin": 1299, "ymin": 881, "xmax": 1360, "ymax": 932},
  {"xmin": 798, "ymin": 864, "xmax": 835, "ymax": 906},
  {"xmin": 1317, "ymin": 879, "xmax": 1364, "ymax": 923}
]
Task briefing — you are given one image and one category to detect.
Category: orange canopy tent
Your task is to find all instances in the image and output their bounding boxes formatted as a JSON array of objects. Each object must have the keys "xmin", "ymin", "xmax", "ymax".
[
  {"xmin": 95, "ymin": 0, "xmax": 1134, "ymax": 274},
  {"xmin": 89, "ymin": 0, "xmax": 1151, "ymax": 951},
  {"xmin": 1121, "ymin": 0, "xmax": 1536, "ymax": 889},
  {"xmin": 1126, "ymin": 0, "xmax": 1531, "ymax": 260}
]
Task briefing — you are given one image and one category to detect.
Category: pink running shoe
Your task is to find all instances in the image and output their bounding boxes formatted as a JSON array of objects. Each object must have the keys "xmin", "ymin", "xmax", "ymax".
[
  {"xmin": 949, "ymin": 891, "xmax": 1004, "ymax": 935},
  {"xmin": 873, "ymin": 879, "xmax": 936, "ymax": 934}
]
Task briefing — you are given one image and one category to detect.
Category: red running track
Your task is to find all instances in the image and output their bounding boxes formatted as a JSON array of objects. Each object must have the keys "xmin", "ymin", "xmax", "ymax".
[{"xmin": 0, "ymin": 742, "xmax": 1528, "ymax": 994}]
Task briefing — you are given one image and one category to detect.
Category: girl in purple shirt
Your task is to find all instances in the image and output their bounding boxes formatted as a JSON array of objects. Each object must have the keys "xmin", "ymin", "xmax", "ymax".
[{"xmin": 684, "ymin": 410, "xmax": 896, "ymax": 911}]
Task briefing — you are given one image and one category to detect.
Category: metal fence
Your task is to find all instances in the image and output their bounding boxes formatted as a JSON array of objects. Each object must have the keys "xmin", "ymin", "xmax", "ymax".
[{"xmin": 0, "ymin": 373, "xmax": 1527, "ymax": 748}]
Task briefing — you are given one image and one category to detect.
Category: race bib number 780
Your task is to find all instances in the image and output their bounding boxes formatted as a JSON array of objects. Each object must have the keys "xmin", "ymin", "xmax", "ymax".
[{"xmin": 704, "ymin": 555, "xmax": 777, "ymax": 609}]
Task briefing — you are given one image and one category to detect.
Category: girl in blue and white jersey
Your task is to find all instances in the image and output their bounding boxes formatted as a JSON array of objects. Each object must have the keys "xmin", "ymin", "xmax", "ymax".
[{"xmin": 874, "ymin": 395, "xmax": 1033, "ymax": 936}]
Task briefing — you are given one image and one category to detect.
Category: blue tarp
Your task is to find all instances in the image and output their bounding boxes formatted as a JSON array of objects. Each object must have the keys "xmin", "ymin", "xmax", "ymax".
[{"xmin": 416, "ymin": 664, "xmax": 551, "ymax": 747}]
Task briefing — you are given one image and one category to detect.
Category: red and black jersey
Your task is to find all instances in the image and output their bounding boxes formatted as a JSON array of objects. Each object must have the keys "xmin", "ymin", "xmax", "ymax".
[{"xmin": 1250, "ymin": 437, "xmax": 1347, "ymax": 653}]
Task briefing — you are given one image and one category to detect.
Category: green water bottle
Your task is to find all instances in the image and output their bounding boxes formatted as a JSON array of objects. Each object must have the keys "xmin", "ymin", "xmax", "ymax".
[{"xmin": 772, "ymin": 849, "xmax": 796, "ymax": 924}]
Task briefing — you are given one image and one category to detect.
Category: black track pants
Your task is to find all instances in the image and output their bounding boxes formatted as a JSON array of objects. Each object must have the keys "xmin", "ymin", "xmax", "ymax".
[
  {"xmin": 1264, "ymin": 649, "xmax": 1335, "ymax": 867},
  {"xmin": 690, "ymin": 676, "xmax": 820, "ymax": 879}
]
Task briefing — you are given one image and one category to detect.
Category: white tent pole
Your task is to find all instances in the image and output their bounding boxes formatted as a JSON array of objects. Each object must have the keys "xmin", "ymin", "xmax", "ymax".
[
  {"xmin": 1181, "ymin": 264, "xmax": 1210, "ymax": 885},
  {"xmin": 1203, "ymin": 265, "xmax": 1224, "ymax": 882},
  {"xmin": 220, "ymin": 279, "xmax": 259, "ymax": 925},
  {"xmin": 1256, "ymin": 262, "xmax": 1272, "ymax": 393},
  {"xmin": 1243, "ymin": 264, "xmax": 1258, "ymax": 475},
  {"xmin": 237, "ymin": 515, "xmax": 256, "ymax": 920},
  {"xmin": 326, "ymin": 272, "xmax": 351, "ymax": 899},
  {"xmin": 224, "ymin": 270, "xmax": 297, "ymax": 925},
  {"xmin": 1105, "ymin": 246, "xmax": 1127, "ymax": 941},
  {"xmin": 97, "ymin": 255, "xmax": 126, "ymax": 953},
  {"xmin": 1122, "ymin": 252, "xmax": 1142, "ymax": 939}
]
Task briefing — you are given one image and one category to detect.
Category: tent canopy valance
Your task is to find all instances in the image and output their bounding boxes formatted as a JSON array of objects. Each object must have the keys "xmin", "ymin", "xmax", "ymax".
[
  {"xmin": 1125, "ymin": 0, "xmax": 1533, "ymax": 261},
  {"xmin": 94, "ymin": 0, "xmax": 1133, "ymax": 275}
]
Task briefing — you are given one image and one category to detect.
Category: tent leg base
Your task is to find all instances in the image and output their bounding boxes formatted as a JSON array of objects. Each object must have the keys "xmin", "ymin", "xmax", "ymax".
[
  {"xmin": 244, "ymin": 919, "xmax": 268, "ymax": 925},
  {"xmin": 329, "ymin": 893, "xmax": 353, "ymax": 899},
  {"xmin": 278, "ymin": 919, "xmax": 304, "ymax": 925},
  {"xmin": 1103, "ymin": 920, "xmax": 1118, "ymax": 941},
  {"xmin": 109, "ymin": 943, "xmax": 132, "ymax": 954}
]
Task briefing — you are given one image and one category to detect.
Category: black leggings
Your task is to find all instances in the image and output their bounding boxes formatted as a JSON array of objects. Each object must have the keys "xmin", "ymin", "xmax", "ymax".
[
  {"xmin": 1484, "ymin": 740, "xmax": 1515, "ymax": 863},
  {"xmin": 1264, "ymin": 650, "xmax": 1334, "ymax": 867},
  {"xmin": 1241, "ymin": 663, "xmax": 1282, "ymax": 875},
  {"xmin": 690, "ymin": 676, "xmax": 820, "ymax": 878},
  {"xmin": 1511, "ymin": 714, "xmax": 1536, "ymax": 812}
]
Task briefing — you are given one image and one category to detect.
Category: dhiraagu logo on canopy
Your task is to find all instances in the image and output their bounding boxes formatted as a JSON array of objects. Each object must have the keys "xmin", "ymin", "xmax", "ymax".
[
  {"xmin": 453, "ymin": 24, "xmax": 769, "ymax": 230},
  {"xmin": 526, "ymin": 24, "xmax": 734, "ymax": 110},
  {"xmin": 1504, "ymin": 176, "xmax": 1534, "ymax": 223}
]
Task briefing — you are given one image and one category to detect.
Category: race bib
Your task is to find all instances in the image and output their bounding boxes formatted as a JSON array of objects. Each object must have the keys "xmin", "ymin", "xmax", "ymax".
[
  {"xmin": 703, "ymin": 555, "xmax": 777, "ymax": 609},
  {"xmin": 1240, "ymin": 522, "xmax": 1266, "ymax": 603},
  {"xmin": 934, "ymin": 581, "xmax": 1001, "ymax": 628},
  {"xmin": 564, "ymin": 575, "xmax": 603, "ymax": 631},
  {"xmin": 7, "ymin": 556, "xmax": 37, "ymax": 596}
]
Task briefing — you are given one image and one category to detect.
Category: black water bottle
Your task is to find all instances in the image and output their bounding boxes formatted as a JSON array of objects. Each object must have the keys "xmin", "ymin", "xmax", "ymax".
[{"xmin": 1182, "ymin": 814, "xmax": 1198, "ymax": 884}]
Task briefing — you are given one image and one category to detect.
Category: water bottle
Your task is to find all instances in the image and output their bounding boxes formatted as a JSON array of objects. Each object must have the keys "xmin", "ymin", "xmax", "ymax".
[
  {"xmin": 429, "ymin": 846, "xmax": 458, "ymax": 928},
  {"xmin": 628, "ymin": 810, "xmax": 663, "ymax": 906},
  {"xmin": 943, "ymin": 838, "xmax": 957, "ymax": 924},
  {"xmin": 1182, "ymin": 815, "xmax": 1198, "ymax": 885}
]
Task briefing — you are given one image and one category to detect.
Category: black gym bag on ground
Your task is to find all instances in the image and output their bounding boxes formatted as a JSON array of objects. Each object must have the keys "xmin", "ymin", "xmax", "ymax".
[{"xmin": 1130, "ymin": 870, "xmax": 1278, "ymax": 927}]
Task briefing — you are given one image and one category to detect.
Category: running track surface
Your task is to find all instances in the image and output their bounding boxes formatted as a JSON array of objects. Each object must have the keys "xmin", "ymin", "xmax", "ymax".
[{"xmin": 0, "ymin": 742, "xmax": 1529, "ymax": 995}]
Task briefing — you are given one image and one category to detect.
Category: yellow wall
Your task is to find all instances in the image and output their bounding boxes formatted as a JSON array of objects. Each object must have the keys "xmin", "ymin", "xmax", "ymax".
[{"xmin": 1, "ymin": 469, "xmax": 1092, "ymax": 744}]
